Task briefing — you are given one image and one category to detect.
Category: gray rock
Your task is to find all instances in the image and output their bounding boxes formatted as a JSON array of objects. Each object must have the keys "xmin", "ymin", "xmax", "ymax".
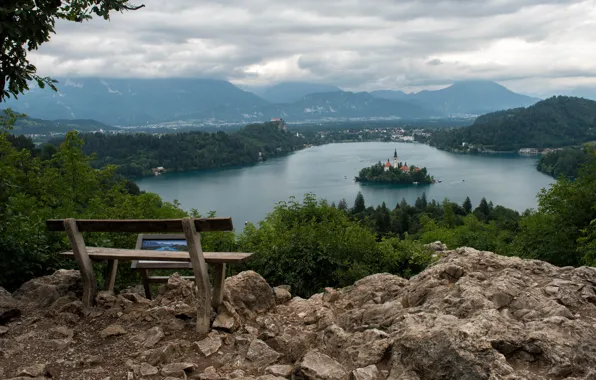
[
  {"xmin": 143, "ymin": 326, "xmax": 164, "ymax": 348},
  {"xmin": 18, "ymin": 364, "xmax": 47, "ymax": 377},
  {"xmin": 266, "ymin": 364, "xmax": 293, "ymax": 377},
  {"xmin": 246, "ymin": 339, "xmax": 281, "ymax": 367},
  {"xmin": 323, "ymin": 288, "xmax": 340, "ymax": 303},
  {"xmin": 199, "ymin": 366, "xmax": 218, "ymax": 380},
  {"xmin": 195, "ymin": 332, "xmax": 222, "ymax": 357},
  {"xmin": 13, "ymin": 269, "xmax": 81, "ymax": 307},
  {"xmin": 161, "ymin": 362, "xmax": 194, "ymax": 376},
  {"xmin": 0, "ymin": 325, "xmax": 8, "ymax": 336},
  {"xmin": 223, "ymin": 271, "xmax": 276, "ymax": 319},
  {"xmin": 139, "ymin": 362, "xmax": 158, "ymax": 376},
  {"xmin": 100, "ymin": 324, "xmax": 127, "ymax": 338},
  {"xmin": 274, "ymin": 286, "xmax": 292, "ymax": 304},
  {"xmin": 295, "ymin": 350, "xmax": 348, "ymax": 380},
  {"xmin": 351, "ymin": 365, "xmax": 383, "ymax": 380}
]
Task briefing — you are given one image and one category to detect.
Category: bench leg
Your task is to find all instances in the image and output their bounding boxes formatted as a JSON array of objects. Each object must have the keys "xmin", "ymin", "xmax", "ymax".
[
  {"xmin": 182, "ymin": 218, "xmax": 212, "ymax": 334},
  {"xmin": 212, "ymin": 263, "xmax": 226, "ymax": 309},
  {"xmin": 139, "ymin": 269, "xmax": 153, "ymax": 299},
  {"xmin": 64, "ymin": 219, "xmax": 97, "ymax": 307},
  {"xmin": 105, "ymin": 259, "xmax": 118, "ymax": 292}
]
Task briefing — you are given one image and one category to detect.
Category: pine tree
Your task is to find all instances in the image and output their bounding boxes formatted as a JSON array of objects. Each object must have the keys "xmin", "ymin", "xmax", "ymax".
[
  {"xmin": 353, "ymin": 192, "xmax": 366, "ymax": 213},
  {"xmin": 463, "ymin": 197, "xmax": 472, "ymax": 214}
]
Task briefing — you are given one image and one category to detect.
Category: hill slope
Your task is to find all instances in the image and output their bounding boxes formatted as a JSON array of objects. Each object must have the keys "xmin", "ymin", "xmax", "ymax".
[{"xmin": 429, "ymin": 96, "xmax": 596, "ymax": 151}]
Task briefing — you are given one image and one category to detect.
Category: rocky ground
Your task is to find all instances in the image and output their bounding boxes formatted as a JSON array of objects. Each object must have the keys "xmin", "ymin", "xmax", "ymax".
[{"xmin": 2, "ymin": 247, "xmax": 596, "ymax": 380}]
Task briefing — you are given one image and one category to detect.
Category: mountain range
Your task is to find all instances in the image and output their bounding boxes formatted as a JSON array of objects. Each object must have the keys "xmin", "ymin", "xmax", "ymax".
[{"xmin": 3, "ymin": 78, "xmax": 541, "ymax": 127}]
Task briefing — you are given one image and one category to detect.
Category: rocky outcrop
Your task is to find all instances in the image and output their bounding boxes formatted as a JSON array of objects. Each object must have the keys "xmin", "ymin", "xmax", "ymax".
[
  {"xmin": 2, "ymin": 247, "xmax": 596, "ymax": 380},
  {"xmin": 12, "ymin": 269, "xmax": 82, "ymax": 307}
]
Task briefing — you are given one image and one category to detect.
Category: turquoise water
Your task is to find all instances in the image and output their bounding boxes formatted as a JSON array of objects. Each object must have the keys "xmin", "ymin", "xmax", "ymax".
[{"xmin": 136, "ymin": 142, "xmax": 555, "ymax": 230}]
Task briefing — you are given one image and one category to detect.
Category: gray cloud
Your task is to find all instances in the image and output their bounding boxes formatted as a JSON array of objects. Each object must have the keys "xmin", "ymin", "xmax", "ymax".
[{"xmin": 28, "ymin": 0, "xmax": 596, "ymax": 94}]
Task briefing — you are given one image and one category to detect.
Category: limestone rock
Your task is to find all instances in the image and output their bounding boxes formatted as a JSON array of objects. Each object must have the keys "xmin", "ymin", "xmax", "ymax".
[
  {"xmin": 13, "ymin": 269, "xmax": 82, "ymax": 307},
  {"xmin": 258, "ymin": 376, "xmax": 286, "ymax": 380},
  {"xmin": 143, "ymin": 326, "xmax": 164, "ymax": 348},
  {"xmin": 424, "ymin": 241, "xmax": 447, "ymax": 252},
  {"xmin": 223, "ymin": 271, "xmax": 275, "ymax": 319},
  {"xmin": 161, "ymin": 362, "xmax": 194, "ymax": 376},
  {"xmin": 195, "ymin": 332, "xmax": 222, "ymax": 357},
  {"xmin": 246, "ymin": 338, "xmax": 281, "ymax": 367},
  {"xmin": 18, "ymin": 364, "xmax": 47, "ymax": 377},
  {"xmin": 140, "ymin": 362, "xmax": 158, "ymax": 377},
  {"xmin": 0, "ymin": 287, "xmax": 20, "ymax": 325},
  {"xmin": 351, "ymin": 365, "xmax": 383, "ymax": 380},
  {"xmin": 199, "ymin": 366, "xmax": 219, "ymax": 380},
  {"xmin": 295, "ymin": 350, "xmax": 348, "ymax": 380},
  {"xmin": 273, "ymin": 286, "xmax": 292, "ymax": 304},
  {"xmin": 0, "ymin": 325, "xmax": 9, "ymax": 335},
  {"xmin": 100, "ymin": 324, "xmax": 127, "ymax": 338},
  {"xmin": 323, "ymin": 288, "xmax": 339, "ymax": 303},
  {"xmin": 266, "ymin": 364, "xmax": 293, "ymax": 377}
]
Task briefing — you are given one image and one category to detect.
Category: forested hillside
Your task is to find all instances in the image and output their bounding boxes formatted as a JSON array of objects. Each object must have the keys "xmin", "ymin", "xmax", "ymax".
[
  {"xmin": 537, "ymin": 147, "xmax": 594, "ymax": 178},
  {"xmin": 429, "ymin": 96, "xmax": 596, "ymax": 151},
  {"xmin": 47, "ymin": 121, "xmax": 305, "ymax": 178}
]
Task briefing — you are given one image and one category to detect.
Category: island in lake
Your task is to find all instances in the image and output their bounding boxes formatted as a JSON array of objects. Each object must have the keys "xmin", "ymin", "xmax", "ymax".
[{"xmin": 355, "ymin": 149, "xmax": 434, "ymax": 184}]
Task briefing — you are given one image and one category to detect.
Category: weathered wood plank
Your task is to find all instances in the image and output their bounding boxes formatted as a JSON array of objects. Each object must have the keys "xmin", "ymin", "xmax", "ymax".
[
  {"xmin": 60, "ymin": 248, "xmax": 253, "ymax": 263},
  {"xmin": 212, "ymin": 263, "xmax": 226, "ymax": 309},
  {"xmin": 182, "ymin": 218, "xmax": 212, "ymax": 333},
  {"xmin": 138, "ymin": 269, "xmax": 152, "ymax": 299},
  {"xmin": 64, "ymin": 219, "xmax": 97, "ymax": 307},
  {"xmin": 46, "ymin": 218, "xmax": 233, "ymax": 233},
  {"xmin": 105, "ymin": 259, "xmax": 118, "ymax": 292}
]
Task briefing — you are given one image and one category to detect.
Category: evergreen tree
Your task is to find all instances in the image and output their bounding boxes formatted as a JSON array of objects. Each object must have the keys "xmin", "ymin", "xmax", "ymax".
[
  {"xmin": 353, "ymin": 192, "xmax": 366, "ymax": 214},
  {"xmin": 463, "ymin": 197, "xmax": 472, "ymax": 214},
  {"xmin": 337, "ymin": 198, "xmax": 348, "ymax": 211}
]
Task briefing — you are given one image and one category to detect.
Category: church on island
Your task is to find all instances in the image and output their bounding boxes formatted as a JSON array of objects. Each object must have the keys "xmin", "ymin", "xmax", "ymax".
[
  {"xmin": 383, "ymin": 149, "xmax": 421, "ymax": 173},
  {"xmin": 356, "ymin": 149, "xmax": 432, "ymax": 185}
]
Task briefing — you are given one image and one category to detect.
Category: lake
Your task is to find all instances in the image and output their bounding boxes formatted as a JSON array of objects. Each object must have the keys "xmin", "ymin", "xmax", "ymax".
[{"xmin": 136, "ymin": 142, "xmax": 555, "ymax": 230}]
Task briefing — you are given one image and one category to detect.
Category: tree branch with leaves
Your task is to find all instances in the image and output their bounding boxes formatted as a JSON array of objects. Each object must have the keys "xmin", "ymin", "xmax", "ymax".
[{"xmin": 0, "ymin": 0, "xmax": 144, "ymax": 102}]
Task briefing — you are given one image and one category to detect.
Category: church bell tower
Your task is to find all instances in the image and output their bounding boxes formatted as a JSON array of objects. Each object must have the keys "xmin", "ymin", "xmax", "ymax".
[{"xmin": 393, "ymin": 149, "xmax": 398, "ymax": 168}]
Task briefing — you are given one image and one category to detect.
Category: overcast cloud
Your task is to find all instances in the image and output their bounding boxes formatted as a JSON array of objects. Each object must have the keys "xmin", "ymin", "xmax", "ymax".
[{"xmin": 29, "ymin": 0, "xmax": 596, "ymax": 96}]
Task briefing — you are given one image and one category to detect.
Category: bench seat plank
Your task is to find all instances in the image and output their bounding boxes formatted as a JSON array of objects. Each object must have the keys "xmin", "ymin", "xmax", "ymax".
[
  {"xmin": 60, "ymin": 247, "xmax": 252, "ymax": 264},
  {"xmin": 47, "ymin": 218, "xmax": 233, "ymax": 233}
]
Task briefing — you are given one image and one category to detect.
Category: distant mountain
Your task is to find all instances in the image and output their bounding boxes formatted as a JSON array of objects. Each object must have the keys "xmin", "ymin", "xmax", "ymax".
[
  {"xmin": 260, "ymin": 91, "xmax": 435, "ymax": 120},
  {"xmin": 369, "ymin": 90, "xmax": 409, "ymax": 101},
  {"xmin": 254, "ymin": 82, "xmax": 344, "ymax": 103},
  {"xmin": 4, "ymin": 77, "xmax": 268, "ymax": 126},
  {"xmin": 429, "ymin": 96, "xmax": 596, "ymax": 151},
  {"xmin": 371, "ymin": 81, "xmax": 539, "ymax": 116}
]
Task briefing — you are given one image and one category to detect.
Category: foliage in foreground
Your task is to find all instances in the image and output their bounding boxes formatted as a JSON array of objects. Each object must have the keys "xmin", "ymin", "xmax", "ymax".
[{"xmin": 238, "ymin": 194, "xmax": 434, "ymax": 297}]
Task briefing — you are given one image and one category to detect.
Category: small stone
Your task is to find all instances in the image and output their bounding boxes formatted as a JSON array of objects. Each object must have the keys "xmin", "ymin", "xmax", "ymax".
[
  {"xmin": 143, "ymin": 326, "xmax": 164, "ymax": 348},
  {"xmin": 273, "ymin": 287, "xmax": 292, "ymax": 304},
  {"xmin": 351, "ymin": 365, "xmax": 383, "ymax": 380},
  {"xmin": 49, "ymin": 326, "xmax": 74, "ymax": 340},
  {"xmin": 295, "ymin": 350, "xmax": 347, "ymax": 380},
  {"xmin": 140, "ymin": 362, "xmax": 159, "ymax": 376},
  {"xmin": 323, "ymin": 288, "xmax": 340, "ymax": 303},
  {"xmin": 199, "ymin": 366, "xmax": 219, "ymax": 380},
  {"xmin": 100, "ymin": 324, "xmax": 126, "ymax": 338},
  {"xmin": 161, "ymin": 362, "xmax": 194, "ymax": 376},
  {"xmin": 0, "ymin": 326, "xmax": 8, "ymax": 336},
  {"xmin": 246, "ymin": 339, "xmax": 281, "ymax": 367},
  {"xmin": 213, "ymin": 312, "xmax": 236, "ymax": 331},
  {"xmin": 266, "ymin": 364, "xmax": 293, "ymax": 377},
  {"xmin": 127, "ymin": 371, "xmax": 134, "ymax": 380},
  {"xmin": 230, "ymin": 369, "xmax": 246, "ymax": 378},
  {"xmin": 258, "ymin": 376, "xmax": 286, "ymax": 380},
  {"xmin": 18, "ymin": 363, "xmax": 47, "ymax": 377},
  {"xmin": 195, "ymin": 332, "xmax": 222, "ymax": 357}
]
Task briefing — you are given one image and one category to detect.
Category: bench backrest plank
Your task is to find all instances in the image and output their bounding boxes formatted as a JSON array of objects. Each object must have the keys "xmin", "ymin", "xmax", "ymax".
[{"xmin": 46, "ymin": 218, "xmax": 233, "ymax": 233}]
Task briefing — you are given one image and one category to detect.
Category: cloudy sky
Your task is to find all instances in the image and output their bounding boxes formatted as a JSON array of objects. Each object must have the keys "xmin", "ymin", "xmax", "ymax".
[{"xmin": 30, "ymin": 0, "xmax": 596, "ymax": 97}]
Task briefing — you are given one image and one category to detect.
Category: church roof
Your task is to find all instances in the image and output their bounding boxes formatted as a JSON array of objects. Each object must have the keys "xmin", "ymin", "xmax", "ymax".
[
  {"xmin": 400, "ymin": 165, "xmax": 409, "ymax": 171},
  {"xmin": 385, "ymin": 160, "xmax": 392, "ymax": 167}
]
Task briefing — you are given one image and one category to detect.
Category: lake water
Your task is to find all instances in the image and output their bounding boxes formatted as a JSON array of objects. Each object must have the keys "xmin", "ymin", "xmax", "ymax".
[{"xmin": 136, "ymin": 142, "xmax": 555, "ymax": 230}]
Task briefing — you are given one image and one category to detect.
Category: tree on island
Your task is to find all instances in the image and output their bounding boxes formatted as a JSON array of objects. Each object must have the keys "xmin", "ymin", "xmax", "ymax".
[{"xmin": 355, "ymin": 161, "xmax": 433, "ymax": 184}]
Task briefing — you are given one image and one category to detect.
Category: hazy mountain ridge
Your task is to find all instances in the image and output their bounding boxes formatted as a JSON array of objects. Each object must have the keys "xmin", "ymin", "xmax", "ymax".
[
  {"xmin": 4, "ymin": 78, "xmax": 541, "ymax": 126},
  {"xmin": 371, "ymin": 80, "xmax": 540, "ymax": 116}
]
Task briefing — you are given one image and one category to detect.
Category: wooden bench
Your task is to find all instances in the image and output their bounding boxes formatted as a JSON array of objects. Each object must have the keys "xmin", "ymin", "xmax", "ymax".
[{"xmin": 47, "ymin": 218, "xmax": 253, "ymax": 333}]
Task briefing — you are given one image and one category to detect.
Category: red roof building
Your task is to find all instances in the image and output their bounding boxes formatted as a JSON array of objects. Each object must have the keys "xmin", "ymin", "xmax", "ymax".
[{"xmin": 400, "ymin": 165, "xmax": 409, "ymax": 171}]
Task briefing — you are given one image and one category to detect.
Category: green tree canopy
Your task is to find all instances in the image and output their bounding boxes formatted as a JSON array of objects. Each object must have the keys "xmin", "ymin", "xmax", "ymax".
[{"xmin": 1, "ymin": 0, "xmax": 144, "ymax": 101}]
